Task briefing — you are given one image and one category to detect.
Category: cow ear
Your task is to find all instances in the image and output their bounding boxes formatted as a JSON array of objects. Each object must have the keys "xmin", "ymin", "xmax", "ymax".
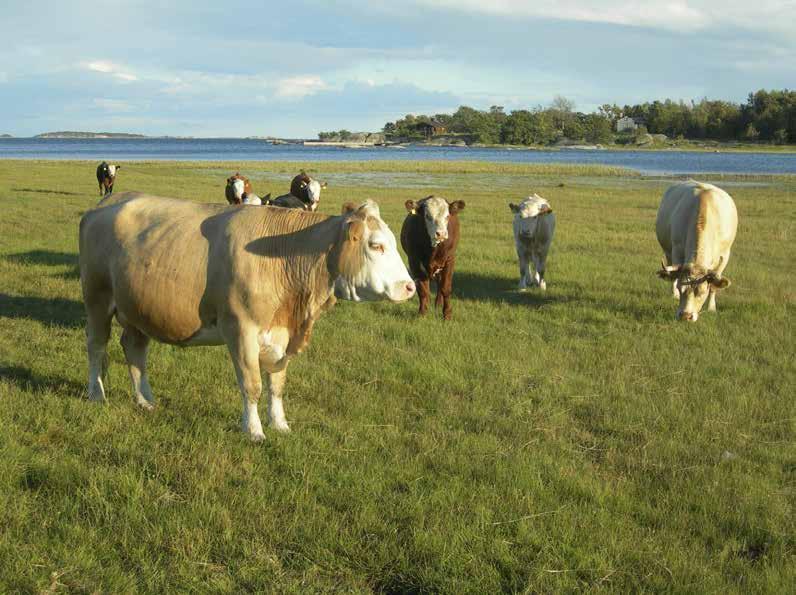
[
  {"xmin": 539, "ymin": 204, "xmax": 553, "ymax": 215},
  {"xmin": 116, "ymin": 165, "xmax": 121, "ymax": 170},
  {"xmin": 449, "ymin": 200, "xmax": 465, "ymax": 213},
  {"xmin": 710, "ymin": 277, "xmax": 731, "ymax": 289},
  {"xmin": 509, "ymin": 203, "xmax": 519, "ymax": 213},
  {"xmin": 347, "ymin": 219, "xmax": 366, "ymax": 242},
  {"xmin": 341, "ymin": 202, "xmax": 357, "ymax": 215},
  {"xmin": 404, "ymin": 200, "xmax": 416, "ymax": 213},
  {"xmin": 263, "ymin": 193, "xmax": 271, "ymax": 201},
  {"xmin": 321, "ymin": 182, "xmax": 328, "ymax": 189}
]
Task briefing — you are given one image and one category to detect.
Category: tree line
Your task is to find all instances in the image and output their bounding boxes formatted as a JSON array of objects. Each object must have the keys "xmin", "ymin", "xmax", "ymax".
[{"xmin": 377, "ymin": 90, "xmax": 795, "ymax": 145}]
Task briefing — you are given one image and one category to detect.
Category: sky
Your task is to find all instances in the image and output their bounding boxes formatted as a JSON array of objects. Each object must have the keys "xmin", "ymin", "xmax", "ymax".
[{"xmin": 1, "ymin": 0, "xmax": 794, "ymax": 138}]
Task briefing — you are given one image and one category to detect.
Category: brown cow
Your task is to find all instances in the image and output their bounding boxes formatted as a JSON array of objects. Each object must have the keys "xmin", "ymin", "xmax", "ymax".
[
  {"xmin": 400, "ymin": 195, "xmax": 465, "ymax": 320},
  {"xmin": 96, "ymin": 162, "xmax": 121, "ymax": 196},
  {"xmin": 225, "ymin": 173, "xmax": 253, "ymax": 205}
]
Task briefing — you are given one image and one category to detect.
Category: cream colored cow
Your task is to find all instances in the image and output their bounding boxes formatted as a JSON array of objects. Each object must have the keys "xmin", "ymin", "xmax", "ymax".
[
  {"xmin": 79, "ymin": 193, "xmax": 415, "ymax": 440},
  {"xmin": 655, "ymin": 181, "xmax": 738, "ymax": 321}
]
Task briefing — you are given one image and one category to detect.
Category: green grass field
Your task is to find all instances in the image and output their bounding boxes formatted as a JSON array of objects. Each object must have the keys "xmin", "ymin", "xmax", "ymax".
[{"xmin": 0, "ymin": 160, "xmax": 793, "ymax": 593}]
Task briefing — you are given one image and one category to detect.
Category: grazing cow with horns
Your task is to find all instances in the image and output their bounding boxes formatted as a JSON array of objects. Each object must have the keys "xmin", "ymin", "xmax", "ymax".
[
  {"xmin": 96, "ymin": 162, "xmax": 121, "ymax": 196},
  {"xmin": 509, "ymin": 194, "xmax": 556, "ymax": 291},
  {"xmin": 656, "ymin": 181, "xmax": 738, "ymax": 321},
  {"xmin": 269, "ymin": 172, "xmax": 327, "ymax": 210},
  {"xmin": 401, "ymin": 195, "xmax": 465, "ymax": 320},
  {"xmin": 79, "ymin": 193, "xmax": 415, "ymax": 440}
]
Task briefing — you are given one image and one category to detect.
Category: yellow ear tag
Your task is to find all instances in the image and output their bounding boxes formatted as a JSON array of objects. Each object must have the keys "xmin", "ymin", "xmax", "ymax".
[{"xmin": 411, "ymin": 209, "xmax": 417, "ymax": 215}]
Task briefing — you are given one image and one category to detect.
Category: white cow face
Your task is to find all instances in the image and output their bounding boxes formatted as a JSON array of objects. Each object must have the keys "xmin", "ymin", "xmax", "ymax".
[
  {"xmin": 675, "ymin": 267, "xmax": 731, "ymax": 322},
  {"xmin": 334, "ymin": 201, "xmax": 415, "ymax": 302},
  {"xmin": 405, "ymin": 196, "xmax": 465, "ymax": 247},
  {"xmin": 107, "ymin": 164, "xmax": 117, "ymax": 177},
  {"xmin": 306, "ymin": 179, "xmax": 322, "ymax": 210},
  {"xmin": 510, "ymin": 195, "xmax": 553, "ymax": 240},
  {"xmin": 230, "ymin": 178, "xmax": 245, "ymax": 201}
]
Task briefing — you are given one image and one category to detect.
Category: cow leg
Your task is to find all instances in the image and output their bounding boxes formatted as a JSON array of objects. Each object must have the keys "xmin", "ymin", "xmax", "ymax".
[
  {"xmin": 266, "ymin": 369, "xmax": 290, "ymax": 433},
  {"xmin": 439, "ymin": 262, "xmax": 455, "ymax": 321},
  {"xmin": 85, "ymin": 292, "xmax": 112, "ymax": 402},
  {"xmin": 416, "ymin": 277, "xmax": 431, "ymax": 315},
  {"xmin": 98, "ymin": 182, "xmax": 103, "ymax": 196},
  {"xmin": 533, "ymin": 252, "xmax": 547, "ymax": 291},
  {"xmin": 708, "ymin": 250, "xmax": 731, "ymax": 312},
  {"xmin": 226, "ymin": 327, "xmax": 266, "ymax": 442},
  {"xmin": 120, "ymin": 325, "xmax": 155, "ymax": 410},
  {"xmin": 517, "ymin": 250, "xmax": 530, "ymax": 290}
]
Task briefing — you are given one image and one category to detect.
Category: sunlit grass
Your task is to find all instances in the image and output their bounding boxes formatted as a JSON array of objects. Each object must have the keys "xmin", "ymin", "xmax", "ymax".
[{"xmin": 0, "ymin": 161, "xmax": 793, "ymax": 592}]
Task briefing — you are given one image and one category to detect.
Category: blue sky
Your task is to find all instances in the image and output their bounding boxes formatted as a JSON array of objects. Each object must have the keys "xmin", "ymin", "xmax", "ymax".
[{"xmin": 1, "ymin": 1, "xmax": 793, "ymax": 137}]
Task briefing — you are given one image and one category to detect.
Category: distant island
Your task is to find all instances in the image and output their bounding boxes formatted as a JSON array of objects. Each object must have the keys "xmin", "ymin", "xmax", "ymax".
[
  {"xmin": 35, "ymin": 131, "xmax": 147, "ymax": 139},
  {"xmin": 0, "ymin": 134, "xmax": 12, "ymax": 138}
]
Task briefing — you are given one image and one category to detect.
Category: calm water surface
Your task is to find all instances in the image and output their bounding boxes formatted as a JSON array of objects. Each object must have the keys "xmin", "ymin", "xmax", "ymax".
[{"xmin": 1, "ymin": 138, "xmax": 795, "ymax": 175}]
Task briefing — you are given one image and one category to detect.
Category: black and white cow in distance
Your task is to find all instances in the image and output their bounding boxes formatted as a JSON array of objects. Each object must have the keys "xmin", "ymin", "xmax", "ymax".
[
  {"xmin": 79, "ymin": 193, "xmax": 415, "ymax": 440},
  {"xmin": 656, "ymin": 181, "xmax": 738, "ymax": 321},
  {"xmin": 509, "ymin": 194, "xmax": 555, "ymax": 291},
  {"xmin": 96, "ymin": 162, "xmax": 121, "ymax": 196},
  {"xmin": 269, "ymin": 172, "xmax": 327, "ymax": 210}
]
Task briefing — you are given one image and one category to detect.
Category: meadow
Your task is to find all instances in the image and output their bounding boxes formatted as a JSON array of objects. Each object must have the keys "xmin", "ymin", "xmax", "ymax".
[{"xmin": 0, "ymin": 160, "xmax": 793, "ymax": 593}]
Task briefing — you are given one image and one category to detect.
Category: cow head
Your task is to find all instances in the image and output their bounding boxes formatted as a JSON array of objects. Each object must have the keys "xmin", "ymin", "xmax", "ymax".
[
  {"xmin": 510, "ymin": 194, "xmax": 553, "ymax": 240},
  {"xmin": 107, "ymin": 164, "xmax": 119, "ymax": 178},
  {"xmin": 226, "ymin": 174, "xmax": 247, "ymax": 205},
  {"xmin": 297, "ymin": 175, "xmax": 326, "ymax": 211},
  {"xmin": 334, "ymin": 200, "xmax": 415, "ymax": 303},
  {"xmin": 657, "ymin": 257, "xmax": 730, "ymax": 321},
  {"xmin": 405, "ymin": 196, "xmax": 465, "ymax": 247}
]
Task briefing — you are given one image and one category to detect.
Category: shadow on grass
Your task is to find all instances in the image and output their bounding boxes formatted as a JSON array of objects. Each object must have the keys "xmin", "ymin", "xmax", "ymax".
[
  {"xmin": 3, "ymin": 250, "xmax": 80, "ymax": 279},
  {"xmin": 0, "ymin": 364, "xmax": 85, "ymax": 397},
  {"xmin": 454, "ymin": 271, "xmax": 569, "ymax": 307},
  {"xmin": 12, "ymin": 187, "xmax": 82, "ymax": 196},
  {"xmin": 0, "ymin": 293, "xmax": 85, "ymax": 328}
]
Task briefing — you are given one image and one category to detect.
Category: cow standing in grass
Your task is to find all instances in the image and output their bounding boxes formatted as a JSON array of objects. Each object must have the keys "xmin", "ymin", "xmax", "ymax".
[
  {"xmin": 510, "ymin": 194, "xmax": 556, "ymax": 291},
  {"xmin": 96, "ymin": 162, "xmax": 121, "ymax": 196},
  {"xmin": 401, "ymin": 195, "xmax": 465, "ymax": 320},
  {"xmin": 79, "ymin": 194, "xmax": 415, "ymax": 440},
  {"xmin": 656, "ymin": 181, "xmax": 738, "ymax": 321}
]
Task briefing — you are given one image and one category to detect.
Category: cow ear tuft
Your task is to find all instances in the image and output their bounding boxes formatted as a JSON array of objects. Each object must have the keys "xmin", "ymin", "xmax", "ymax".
[
  {"xmin": 347, "ymin": 219, "xmax": 366, "ymax": 242},
  {"xmin": 509, "ymin": 203, "xmax": 519, "ymax": 213},
  {"xmin": 711, "ymin": 277, "xmax": 731, "ymax": 289},
  {"xmin": 449, "ymin": 200, "xmax": 465, "ymax": 213},
  {"xmin": 341, "ymin": 202, "xmax": 357, "ymax": 215}
]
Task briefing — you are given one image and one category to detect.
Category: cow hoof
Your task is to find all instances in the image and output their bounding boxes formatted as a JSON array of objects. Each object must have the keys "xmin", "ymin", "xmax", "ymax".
[
  {"xmin": 539, "ymin": 281, "xmax": 547, "ymax": 291},
  {"xmin": 136, "ymin": 398, "xmax": 155, "ymax": 411},
  {"xmin": 271, "ymin": 421, "xmax": 291, "ymax": 433},
  {"xmin": 249, "ymin": 431, "xmax": 266, "ymax": 442},
  {"xmin": 87, "ymin": 390, "xmax": 105, "ymax": 403}
]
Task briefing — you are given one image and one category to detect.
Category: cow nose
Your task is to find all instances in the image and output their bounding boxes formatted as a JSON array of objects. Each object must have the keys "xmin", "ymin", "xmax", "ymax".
[
  {"xmin": 405, "ymin": 281, "xmax": 416, "ymax": 296},
  {"xmin": 679, "ymin": 311, "xmax": 697, "ymax": 322},
  {"xmin": 435, "ymin": 231, "xmax": 446, "ymax": 239}
]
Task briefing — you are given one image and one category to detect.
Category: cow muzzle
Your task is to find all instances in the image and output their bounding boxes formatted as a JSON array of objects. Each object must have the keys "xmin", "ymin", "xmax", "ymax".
[{"xmin": 677, "ymin": 310, "xmax": 698, "ymax": 322}]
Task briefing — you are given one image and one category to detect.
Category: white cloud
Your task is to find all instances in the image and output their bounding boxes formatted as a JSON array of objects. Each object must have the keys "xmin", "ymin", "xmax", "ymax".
[
  {"xmin": 84, "ymin": 60, "xmax": 138, "ymax": 82},
  {"xmin": 412, "ymin": 0, "xmax": 795, "ymax": 34},
  {"xmin": 275, "ymin": 75, "xmax": 328, "ymax": 99}
]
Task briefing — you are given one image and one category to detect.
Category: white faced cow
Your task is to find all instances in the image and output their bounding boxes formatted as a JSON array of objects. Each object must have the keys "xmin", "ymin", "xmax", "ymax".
[
  {"xmin": 509, "ymin": 194, "xmax": 556, "ymax": 290},
  {"xmin": 656, "ymin": 181, "xmax": 738, "ymax": 321},
  {"xmin": 79, "ymin": 193, "xmax": 415, "ymax": 440}
]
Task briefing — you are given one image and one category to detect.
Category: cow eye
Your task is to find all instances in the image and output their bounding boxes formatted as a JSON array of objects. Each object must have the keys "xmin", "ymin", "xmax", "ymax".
[{"xmin": 369, "ymin": 243, "xmax": 385, "ymax": 254}]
